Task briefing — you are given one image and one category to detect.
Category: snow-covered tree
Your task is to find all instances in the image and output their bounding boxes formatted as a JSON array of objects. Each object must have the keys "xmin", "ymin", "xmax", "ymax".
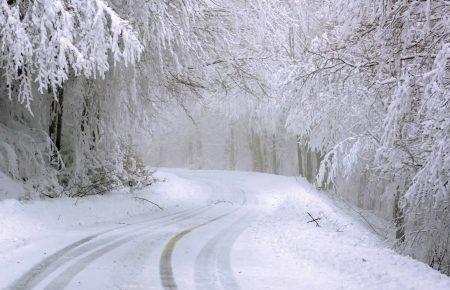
[
  {"xmin": 0, "ymin": 0, "xmax": 142, "ymax": 113},
  {"xmin": 0, "ymin": 0, "xmax": 142, "ymax": 195},
  {"xmin": 278, "ymin": 0, "xmax": 449, "ymax": 273}
]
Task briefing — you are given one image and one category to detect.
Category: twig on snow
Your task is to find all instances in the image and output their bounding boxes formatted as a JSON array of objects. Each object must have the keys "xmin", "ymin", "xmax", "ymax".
[
  {"xmin": 133, "ymin": 196, "xmax": 164, "ymax": 211},
  {"xmin": 307, "ymin": 212, "xmax": 321, "ymax": 227}
]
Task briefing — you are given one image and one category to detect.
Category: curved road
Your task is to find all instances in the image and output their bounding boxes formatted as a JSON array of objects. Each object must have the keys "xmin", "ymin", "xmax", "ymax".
[
  {"xmin": 6, "ymin": 173, "xmax": 258, "ymax": 290},
  {"xmin": 4, "ymin": 170, "xmax": 450, "ymax": 290}
]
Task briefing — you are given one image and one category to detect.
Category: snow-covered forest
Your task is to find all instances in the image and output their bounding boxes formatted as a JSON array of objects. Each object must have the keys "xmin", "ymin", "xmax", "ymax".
[{"xmin": 1, "ymin": 0, "xmax": 449, "ymax": 279}]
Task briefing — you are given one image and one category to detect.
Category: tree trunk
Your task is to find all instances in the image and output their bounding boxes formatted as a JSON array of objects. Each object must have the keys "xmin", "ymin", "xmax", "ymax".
[
  {"xmin": 250, "ymin": 129, "xmax": 263, "ymax": 172},
  {"xmin": 229, "ymin": 126, "xmax": 236, "ymax": 170},
  {"xmin": 306, "ymin": 146, "xmax": 313, "ymax": 182},
  {"xmin": 49, "ymin": 87, "xmax": 64, "ymax": 169},
  {"xmin": 271, "ymin": 134, "xmax": 278, "ymax": 174},
  {"xmin": 297, "ymin": 136, "xmax": 303, "ymax": 176},
  {"xmin": 394, "ymin": 186, "xmax": 405, "ymax": 243}
]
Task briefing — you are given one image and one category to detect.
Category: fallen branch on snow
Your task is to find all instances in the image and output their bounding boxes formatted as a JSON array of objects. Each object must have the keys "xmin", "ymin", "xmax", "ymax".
[
  {"xmin": 133, "ymin": 196, "xmax": 164, "ymax": 211},
  {"xmin": 307, "ymin": 212, "xmax": 321, "ymax": 227}
]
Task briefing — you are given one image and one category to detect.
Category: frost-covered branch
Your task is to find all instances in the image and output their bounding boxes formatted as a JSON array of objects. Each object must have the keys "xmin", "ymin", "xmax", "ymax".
[{"xmin": 0, "ymin": 0, "xmax": 142, "ymax": 113}]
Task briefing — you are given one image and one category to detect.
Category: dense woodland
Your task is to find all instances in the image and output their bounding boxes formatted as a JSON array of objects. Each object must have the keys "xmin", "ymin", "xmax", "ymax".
[{"xmin": 0, "ymin": 0, "xmax": 448, "ymax": 274}]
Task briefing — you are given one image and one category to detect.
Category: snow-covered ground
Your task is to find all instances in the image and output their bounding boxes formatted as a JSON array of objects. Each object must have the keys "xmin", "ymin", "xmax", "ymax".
[{"xmin": 0, "ymin": 169, "xmax": 449, "ymax": 290}]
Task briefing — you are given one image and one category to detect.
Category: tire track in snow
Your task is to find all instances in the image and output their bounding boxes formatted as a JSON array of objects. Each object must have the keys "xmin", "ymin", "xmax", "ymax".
[
  {"xmin": 42, "ymin": 206, "xmax": 214, "ymax": 290},
  {"xmin": 194, "ymin": 212, "xmax": 255, "ymax": 290},
  {"xmin": 7, "ymin": 205, "xmax": 209, "ymax": 290},
  {"xmin": 159, "ymin": 209, "xmax": 240, "ymax": 290},
  {"xmin": 160, "ymin": 190, "xmax": 248, "ymax": 290}
]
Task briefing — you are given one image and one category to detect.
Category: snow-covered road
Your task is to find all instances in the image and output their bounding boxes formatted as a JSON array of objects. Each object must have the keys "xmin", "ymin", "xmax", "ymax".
[{"xmin": 1, "ymin": 169, "xmax": 449, "ymax": 290}]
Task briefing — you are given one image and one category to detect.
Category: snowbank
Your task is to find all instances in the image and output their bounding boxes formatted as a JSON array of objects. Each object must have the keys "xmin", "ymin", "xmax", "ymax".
[
  {"xmin": 229, "ymin": 173, "xmax": 450, "ymax": 290},
  {"xmin": 0, "ymin": 169, "xmax": 210, "ymax": 256},
  {"xmin": 0, "ymin": 171, "xmax": 29, "ymax": 200}
]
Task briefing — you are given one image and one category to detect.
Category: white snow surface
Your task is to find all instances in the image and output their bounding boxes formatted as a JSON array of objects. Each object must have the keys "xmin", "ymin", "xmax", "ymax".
[
  {"xmin": 0, "ymin": 171, "xmax": 29, "ymax": 200},
  {"xmin": 0, "ymin": 169, "xmax": 448, "ymax": 290}
]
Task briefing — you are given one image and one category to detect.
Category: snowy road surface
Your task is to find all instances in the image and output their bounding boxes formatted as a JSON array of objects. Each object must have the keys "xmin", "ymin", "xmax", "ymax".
[{"xmin": 1, "ymin": 169, "xmax": 449, "ymax": 290}]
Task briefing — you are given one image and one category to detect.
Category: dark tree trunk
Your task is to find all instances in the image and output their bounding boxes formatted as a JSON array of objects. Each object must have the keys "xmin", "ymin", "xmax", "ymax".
[
  {"xmin": 49, "ymin": 87, "xmax": 64, "ymax": 150},
  {"xmin": 306, "ymin": 146, "xmax": 313, "ymax": 183},
  {"xmin": 49, "ymin": 86, "xmax": 64, "ymax": 169}
]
